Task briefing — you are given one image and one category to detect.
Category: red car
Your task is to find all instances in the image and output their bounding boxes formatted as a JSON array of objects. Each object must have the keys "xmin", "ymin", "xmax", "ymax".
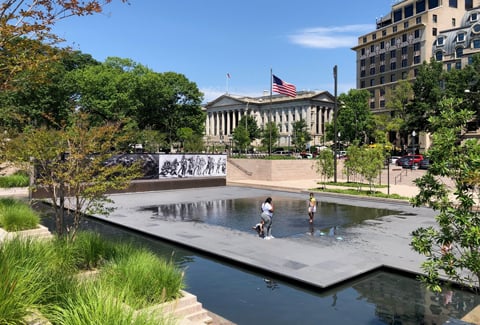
[{"xmin": 397, "ymin": 154, "xmax": 424, "ymax": 168}]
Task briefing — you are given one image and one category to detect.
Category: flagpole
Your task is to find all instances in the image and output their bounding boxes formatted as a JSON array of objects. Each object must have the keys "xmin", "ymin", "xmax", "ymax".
[
  {"xmin": 269, "ymin": 68, "xmax": 273, "ymax": 156},
  {"xmin": 226, "ymin": 73, "xmax": 229, "ymax": 94}
]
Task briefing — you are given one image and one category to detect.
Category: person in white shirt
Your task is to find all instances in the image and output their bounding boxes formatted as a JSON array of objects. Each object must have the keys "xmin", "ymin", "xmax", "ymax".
[{"xmin": 261, "ymin": 197, "xmax": 274, "ymax": 239}]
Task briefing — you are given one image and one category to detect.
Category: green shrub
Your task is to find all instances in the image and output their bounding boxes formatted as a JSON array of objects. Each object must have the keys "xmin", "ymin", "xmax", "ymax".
[
  {"xmin": 0, "ymin": 197, "xmax": 40, "ymax": 231},
  {"xmin": 47, "ymin": 281, "xmax": 171, "ymax": 325},
  {"xmin": 0, "ymin": 171, "xmax": 29, "ymax": 188},
  {"xmin": 0, "ymin": 238, "xmax": 54, "ymax": 323},
  {"xmin": 101, "ymin": 249, "xmax": 185, "ymax": 309}
]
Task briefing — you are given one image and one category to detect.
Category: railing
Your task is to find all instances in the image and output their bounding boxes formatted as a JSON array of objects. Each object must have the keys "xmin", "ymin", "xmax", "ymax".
[
  {"xmin": 228, "ymin": 159, "xmax": 253, "ymax": 176},
  {"xmin": 394, "ymin": 168, "xmax": 408, "ymax": 185}
]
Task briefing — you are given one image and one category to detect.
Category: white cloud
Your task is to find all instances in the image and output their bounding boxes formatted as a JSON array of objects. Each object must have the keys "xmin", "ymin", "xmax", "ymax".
[{"xmin": 289, "ymin": 24, "xmax": 374, "ymax": 49}]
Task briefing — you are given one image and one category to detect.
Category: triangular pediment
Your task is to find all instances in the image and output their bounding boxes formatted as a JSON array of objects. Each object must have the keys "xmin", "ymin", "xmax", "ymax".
[{"xmin": 205, "ymin": 94, "xmax": 247, "ymax": 109}]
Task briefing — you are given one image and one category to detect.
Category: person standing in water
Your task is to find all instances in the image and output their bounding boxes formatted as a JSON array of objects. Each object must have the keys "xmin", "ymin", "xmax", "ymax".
[
  {"xmin": 261, "ymin": 197, "xmax": 274, "ymax": 239},
  {"xmin": 308, "ymin": 192, "xmax": 317, "ymax": 224}
]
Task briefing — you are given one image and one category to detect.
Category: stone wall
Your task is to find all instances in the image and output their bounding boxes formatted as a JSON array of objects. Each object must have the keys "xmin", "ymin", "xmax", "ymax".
[{"xmin": 227, "ymin": 158, "xmax": 318, "ymax": 181}]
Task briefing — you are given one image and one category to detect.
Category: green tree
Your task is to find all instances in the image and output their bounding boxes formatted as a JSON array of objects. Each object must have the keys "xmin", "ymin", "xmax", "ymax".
[
  {"xmin": 315, "ymin": 149, "xmax": 334, "ymax": 188},
  {"xmin": 233, "ymin": 124, "xmax": 250, "ymax": 154},
  {"xmin": 384, "ymin": 80, "xmax": 414, "ymax": 150},
  {"xmin": 336, "ymin": 89, "xmax": 374, "ymax": 145},
  {"xmin": 407, "ymin": 59, "xmax": 444, "ymax": 132},
  {"xmin": 261, "ymin": 122, "xmax": 280, "ymax": 154},
  {"xmin": 238, "ymin": 115, "xmax": 261, "ymax": 142},
  {"xmin": 292, "ymin": 119, "xmax": 311, "ymax": 152},
  {"xmin": 410, "ymin": 97, "xmax": 480, "ymax": 292},
  {"xmin": 0, "ymin": 0, "xmax": 126, "ymax": 92},
  {"xmin": 5, "ymin": 113, "xmax": 142, "ymax": 240}
]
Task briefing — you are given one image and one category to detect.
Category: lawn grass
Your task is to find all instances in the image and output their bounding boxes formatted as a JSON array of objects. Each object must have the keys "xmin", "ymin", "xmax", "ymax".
[
  {"xmin": 313, "ymin": 182, "xmax": 410, "ymax": 201},
  {"xmin": 0, "ymin": 197, "xmax": 40, "ymax": 231},
  {"xmin": 0, "ymin": 171, "xmax": 29, "ymax": 188}
]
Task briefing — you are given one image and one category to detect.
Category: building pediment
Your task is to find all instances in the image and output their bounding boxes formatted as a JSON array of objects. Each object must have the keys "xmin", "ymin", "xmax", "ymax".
[{"xmin": 205, "ymin": 94, "xmax": 248, "ymax": 109}]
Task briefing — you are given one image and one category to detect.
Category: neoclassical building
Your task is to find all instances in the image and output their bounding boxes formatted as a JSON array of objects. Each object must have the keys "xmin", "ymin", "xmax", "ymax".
[{"xmin": 204, "ymin": 91, "xmax": 335, "ymax": 148}]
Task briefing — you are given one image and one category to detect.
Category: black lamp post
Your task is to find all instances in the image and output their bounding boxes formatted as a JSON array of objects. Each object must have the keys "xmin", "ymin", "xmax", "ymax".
[{"xmin": 333, "ymin": 65, "xmax": 338, "ymax": 183}]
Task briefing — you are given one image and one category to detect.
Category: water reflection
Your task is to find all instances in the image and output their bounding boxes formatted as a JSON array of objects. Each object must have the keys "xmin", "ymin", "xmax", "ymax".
[
  {"xmin": 139, "ymin": 197, "xmax": 400, "ymax": 239},
  {"xmin": 37, "ymin": 205, "xmax": 480, "ymax": 325}
]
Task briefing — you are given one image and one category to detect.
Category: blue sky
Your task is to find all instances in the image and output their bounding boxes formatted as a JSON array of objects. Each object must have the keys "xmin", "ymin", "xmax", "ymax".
[{"xmin": 53, "ymin": 1, "xmax": 394, "ymax": 103}]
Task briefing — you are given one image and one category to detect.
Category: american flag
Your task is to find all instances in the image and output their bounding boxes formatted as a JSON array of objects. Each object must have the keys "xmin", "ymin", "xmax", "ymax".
[{"xmin": 272, "ymin": 75, "xmax": 296, "ymax": 97}]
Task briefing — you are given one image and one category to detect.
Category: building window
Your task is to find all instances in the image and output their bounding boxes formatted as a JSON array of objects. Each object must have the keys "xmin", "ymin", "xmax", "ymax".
[
  {"xmin": 456, "ymin": 47, "xmax": 464, "ymax": 58},
  {"xmin": 370, "ymin": 56, "xmax": 376, "ymax": 64},
  {"xmin": 416, "ymin": 0, "xmax": 426, "ymax": 13},
  {"xmin": 435, "ymin": 51, "xmax": 443, "ymax": 60},
  {"xmin": 390, "ymin": 62, "xmax": 397, "ymax": 70},
  {"xmin": 361, "ymin": 59, "xmax": 366, "ymax": 67},
  {"xmin": 468, "ymin": 56, "xmax": 474, "ymax": 64},
  {"xmin": 429, "ymin": 0, "xmax": 439, "ymax": 9},
  {"xmin": 404, "ymin": 21, "xmax": 409, "ymax": 29},
  {"xmin": 380, "ymin": 41, "xmax": 385, "ymax": 49},
  {"xmin": 360, "ymin": 80, "xmax": 365, "ymax": 88},
  {"xmin": 361, "ymin": 70, "xmax": 366, "ymax": 77},
  {"xmin": 394, "ymin": 9, "xmax": 402, "ymax": 22},
  {"xmin": 414, "ymin": 42, "xmax": 421, "ymax": 51},
  {"xmin": 466, "ymin": 0, "xmax": 473, "ymax": 10},
  {"xmin": 371, "ymin": 45, "xmax": 375, "ymax": 52},
  {"xmin": 471, "ymin": 13, "xmax": 479, "ymax": 22},
  {"xmin": 402, "ymin": 71, "xmax": 408, "ymax": 79},
  {"xmin": 370, "ymin": 67, "xmax": 376, "ymax": 75},
  {"xmin": 393, "ymin": 25, "xmax": 398, "ymax": 33},
  {"xmin": 414, "ymin": 29, "xmax": 420, "ymax": 38},
  {"xmin": 390, "ymin": 38, "xmax": 396, "ymax": 47},
  {"xmin": 449, "ymin": 0, "xmax": 457, "ymax": 7},
  {"xmin": 380, "ymin": 76, "xmax": 385, "ymax": 84},
  {"xmin": 380, "ymin": 53, "xmax": 386, "ymax": 61},
  {"xmin": 370, "ymin": 102, "xmax": 375, "ymax": 109},
  {"xmin": 452, "ymin": 18, "xmax": 456, "ymax": 27},
  {"xmin": 361, "ymin": 48, "xmax": 365, "ymax": 55},
  {"xmin": 405, "ymin": 4, "xmax": 414, "ymax": 18},
  {"xmin": 473, "ymin": 39, "xmax": 480, "ymax": 48},
  {"xmin": 436, "ymin": 36, "xmax": 444, "ymax": 46},
  {"xmin": 363, "ymin": 36, "xmax": 367, "ymax": 43},
  {"xmin": 455, "ymin": 61, "xmax": 462, "ymax": 69},
  {"xmin": 390, "ymin": 74, "xmax": 396, "ymax": 82},
  {"xmin": 372, "ymin": 33, "xmax": 377, "ymax": 40},
  {"xmin": 457, "ymin": 33, "xmax": 465, "ymax": 42},
  {"xmin": 402, "ymin": 34, "xmax": 407, "ymax": 42},
  {"xmin": 447, "ymin": 63, "xmax": 452, "ymax": 71},
  {"xmin": 380, "ymin": 100, "xmax": 386, "ymax": 108},
  {"xmin": 402, "ymin": 59, "xmax": 408, "ymax": 67},
  {"xmin": 473, "ymin": 23, "xmax": 480, "ymax": 34},
  {"xmin": 380, "ymin": 65, "xmax": 386, "ymax": 73},
  {"xmin": 382, "ymin": 30, "xmax": 387, "ymax": 36},
  {"xmin": 416, "ymin": 16, "xmax": 422, "ymax": 24},
  {"xmin": 433, "ymin": 14, "xmax": 438, "ymax": 23},
  {"xmin": 390, "ymin": 50, "xmax": 396, "ymax": 58},
  {"xmin": 370, "ymin": 79, "xmax": 375, "ymax": 87},
  {"xmin": 414, "ymin": 55, "xmax": 421, "ymax": 64},
  {"xmin": 433, "ymin": 28, "xmax": 437, "ymax": 36},
  {"xmin": 402, "ymin": 46, "xmax": 408, "ymax": 55}
]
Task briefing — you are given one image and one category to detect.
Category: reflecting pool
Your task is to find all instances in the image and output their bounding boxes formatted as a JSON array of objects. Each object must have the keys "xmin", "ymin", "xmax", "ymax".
[
  {"xmin": 139, "ymin": 196, "xmax": 401, "ymax": 239},
  {"xmin": 67, "ymin": 212, "xmax": 480, "ymax": 325}
]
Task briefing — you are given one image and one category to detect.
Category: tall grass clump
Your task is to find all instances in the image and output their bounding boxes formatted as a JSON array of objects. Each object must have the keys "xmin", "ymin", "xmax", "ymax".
[
  {"xmin": 47, "ymin": 281, "xmax": 173, "ymax": 325},
  {"xmin": 0, "ymin": 171, "xmax": 29, "ymax": 188},
  {"xmin": 0, "ymin": 238, "xmax": 55, "ymax": 324},
  {"xmin": 0, "ymin": 197, "xmax": 40, "ymax": 231},
  {"xmin": 101, "ymin": 249, "xmax": 185, "ymax": 309}
]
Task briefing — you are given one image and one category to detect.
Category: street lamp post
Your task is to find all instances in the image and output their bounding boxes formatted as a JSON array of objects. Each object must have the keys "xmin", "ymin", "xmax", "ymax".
[
  {"xmin": 333, "ymin": 65, "xmax": 338, "ymax": 183},
  {"xmin": 411, "ymin": 130, "xmax": 416, "ymax": 154}
]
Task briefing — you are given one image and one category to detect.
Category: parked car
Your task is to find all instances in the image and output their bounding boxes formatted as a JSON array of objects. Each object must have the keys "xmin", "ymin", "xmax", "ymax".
[
  {"xmin": 401, "ymin": 156, "xmax": 415, "ymax": 169},
  {"xmin": 396, "ymin": 154, "xmax": 424, "ymax": 166},
  {"xmin": 419, "ymin": 158, "xmax": 431, "ymax": 169},
  {"xmin": 390, "ymin": 156, "xmax": 402, "ymax": 165}
]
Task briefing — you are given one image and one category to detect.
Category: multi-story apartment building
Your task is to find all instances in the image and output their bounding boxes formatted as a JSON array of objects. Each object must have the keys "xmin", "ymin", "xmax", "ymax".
[
  {"xmin": 352, "ymin": 0, "xmax": 480, "ymax": 150},
  {"xmin": 353, "ymin": 0, "xmax": 480, "ymax": 112}
]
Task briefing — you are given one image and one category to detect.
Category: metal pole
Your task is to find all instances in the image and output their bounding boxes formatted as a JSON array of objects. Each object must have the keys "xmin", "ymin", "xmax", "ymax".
[{"xmin": 333, "ymin": 65, "xmax": 338, "ymax": 183}]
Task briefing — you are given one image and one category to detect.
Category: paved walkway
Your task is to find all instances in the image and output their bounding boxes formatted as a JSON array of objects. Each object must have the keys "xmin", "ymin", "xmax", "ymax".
[{"xmin": 87, "ymin": 184, "xmax": 435, "ymax": 290}]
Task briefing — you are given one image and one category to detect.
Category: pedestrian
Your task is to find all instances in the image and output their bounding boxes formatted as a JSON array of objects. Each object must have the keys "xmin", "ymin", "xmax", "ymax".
[
  {"xmin": 308, "ymin": 192, "xmax": 317, "ymax": 224},
  {"xmin": 261, "ymin": 197, "xmax": 274, "ymax": 239}
]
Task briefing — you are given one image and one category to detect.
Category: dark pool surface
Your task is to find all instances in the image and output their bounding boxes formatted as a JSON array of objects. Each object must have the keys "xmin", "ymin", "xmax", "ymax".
[
  {"xmin": 139, "ymin": 196, "xmax": 402, "ymax": 239},
  {"xmin": 75, "ymin": 215, "xmax": 480, "ymax": 325}
]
